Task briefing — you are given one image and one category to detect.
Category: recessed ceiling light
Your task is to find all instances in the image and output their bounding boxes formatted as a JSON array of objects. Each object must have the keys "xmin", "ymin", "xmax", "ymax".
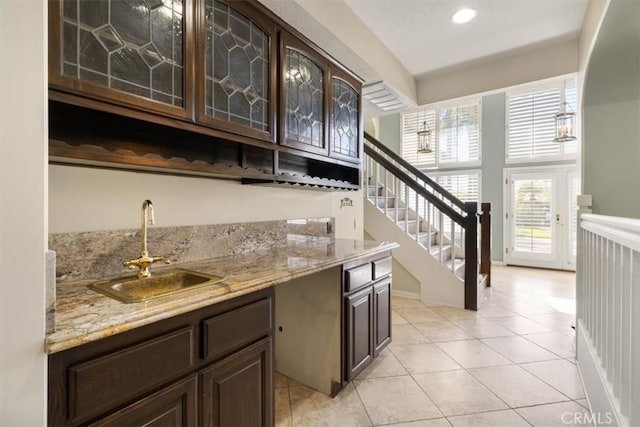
[{"xmin": 452, "ymin": 8, "xmax": 477, "ymax": 24}]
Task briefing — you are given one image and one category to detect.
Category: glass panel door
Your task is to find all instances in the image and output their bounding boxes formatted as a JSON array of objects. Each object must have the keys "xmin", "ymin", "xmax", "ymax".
[
  {"xmin": 60, "ymin": 0, "xmax": 186, "ymax": 108},
  {"xmin": 505, "ymin": 167, "xmax": 577, "ymax": 270},
  {"xmin": 331, "ymin": 78, "xmax": 358, "ymax": 159},
  {"xmin": 204, "ymin": 0, "xmax": 270, "ymax": 131},
  {"xmin": 284, "ymin": 48, "xmax": 325, "ymax": 150}
]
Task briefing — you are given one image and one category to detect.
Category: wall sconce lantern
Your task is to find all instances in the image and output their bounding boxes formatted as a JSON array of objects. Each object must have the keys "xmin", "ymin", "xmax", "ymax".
[
  {"xmin": 417, "ymin": 120, "xmax": 433, "ymax": 153},
  {"xmin": 553, "ymin": 101, "xmax": 577, "ymax": 143}
]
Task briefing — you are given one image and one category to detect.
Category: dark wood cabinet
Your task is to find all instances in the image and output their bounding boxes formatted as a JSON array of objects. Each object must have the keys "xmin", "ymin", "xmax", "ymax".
[
  {"xmin": 280, "ymin": 32, "xmax": 330, "ymax": 156},
  {"xmin": 195, "ymin": 0, "xmax": 277, "ymax": 142},
  {"xmin": 343, "ymin": 252, "xmax": 393, "ymax": 381},
  {"xmin": 373, "ymin": 279, "xmax": 392, "ymax": 355},
  {"xmin": 48, "ymin": 0, "xmax": 363, "ymax": 190},
  {"xmin": 200, "ymin": 338, "xmax": 273, "ymax": 427},
  {"xmin": 345, "ymin": 286, "xmax": 374, "ymax": 380},
  {"xmin": 48, "ymin": 0, "xmax": 193, "ymax": 119},
  {"xmin": 329, "ymin": 70, "xmax": 361, "ymax": 162},
  {"xmin": 48, "ymin": 288, "xmax": 274, "ymax": 426},
  {"xmin": 88, "ymin": 374, "xmax": 198, "ymax": 427}
]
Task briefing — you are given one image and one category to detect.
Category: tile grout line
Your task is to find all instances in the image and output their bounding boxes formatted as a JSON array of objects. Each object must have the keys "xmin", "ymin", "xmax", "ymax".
[{"xmin": 351, "ymin": 381, "xmax": 375, "ymax": 427}]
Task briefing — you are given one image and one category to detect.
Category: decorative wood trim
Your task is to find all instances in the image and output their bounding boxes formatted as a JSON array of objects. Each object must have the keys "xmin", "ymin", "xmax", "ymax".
[{"xmin": 50, "ymin": 139, "xmax": 276, "ymax": 180}]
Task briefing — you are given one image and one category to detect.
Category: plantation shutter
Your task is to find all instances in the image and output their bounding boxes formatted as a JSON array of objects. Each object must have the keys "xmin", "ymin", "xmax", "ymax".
[
  {"xmin": 438, "ymin": 104, "xmax": 480, "ymax": 163},
  {"xmin": 401, "ymin": 109, "xmax": 436, "ymax": 167},
  {"xmin": 507, "ymin": 87, "xmax": 561, "ymax": 160},
  {"xmin": 436, "ymin": 172, "xmax": 480, "ymax": 202}
]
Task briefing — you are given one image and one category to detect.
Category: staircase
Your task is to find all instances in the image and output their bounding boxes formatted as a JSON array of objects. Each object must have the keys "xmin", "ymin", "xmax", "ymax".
[{"xmin": 363, "ymin": 132, "xmax": 491, "ymax": 310}]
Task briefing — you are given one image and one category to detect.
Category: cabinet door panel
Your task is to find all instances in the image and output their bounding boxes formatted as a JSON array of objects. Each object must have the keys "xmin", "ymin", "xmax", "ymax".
[
  {"xmin": 200, "ymin": 337, "xmax": 273, "ymax": 427},
  {"xmin": 89, "ymin": 374, "xmax": 197, "ymax": 427},
  {"xmin": 373, "ymin": 279, "xmax": 392, "ymax": 355},
  {"xmin": 330, "ymin": 75, "xmax": 360, "ymax": 161},
  {"xmin": 49, "ymin": 0, "xmax": 192, "ymax": 118},
  {"xmin": 281, "ymin": 33, "xmax": 330, "ymax": 156},
  {"xmin": 197, "ymin": 0, "xmax": 276, "ymax": 141},
  {"xmin": 345, "ymin": 287, "xmax": 373, "ymax": 381}
]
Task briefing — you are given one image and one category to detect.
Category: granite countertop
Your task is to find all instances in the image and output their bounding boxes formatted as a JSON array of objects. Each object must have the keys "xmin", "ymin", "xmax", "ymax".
[{"xmin": 46, "ymin": 238, "xmax": 398, "ymax": 354}]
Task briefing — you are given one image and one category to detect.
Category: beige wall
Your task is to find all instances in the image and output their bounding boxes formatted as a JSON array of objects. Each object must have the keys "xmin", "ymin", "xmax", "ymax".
[
  {"xmin": 417, "ymin": 39, "xmax": 579, "ymax": 105},
  {"xmin": 49, "ymin": 165, "xmax": 363, "ymax": 239},
  {"xmin": 287, "ymin": 0, "xmax": 417, "ymax": 102},
  {"xmin": 0, "ymin": 0, "xmax": 48, "ymax": 424},
  {"xmin": 579, "ymin": 0, "xmax": 611, "ymax": 74}
]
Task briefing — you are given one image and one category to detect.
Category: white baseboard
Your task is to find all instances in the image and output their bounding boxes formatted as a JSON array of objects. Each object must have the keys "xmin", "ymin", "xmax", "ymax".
[
  {"xmin": 576, "ymin": 320, "xmax": 624, "ymax": 427},
  {"xmin": 491, "ymin": 260, "xmax": 505, "ymax": 266},
  {"xmin": 392, "ymin": 290, "xmax": 421, "ymax": 300}
]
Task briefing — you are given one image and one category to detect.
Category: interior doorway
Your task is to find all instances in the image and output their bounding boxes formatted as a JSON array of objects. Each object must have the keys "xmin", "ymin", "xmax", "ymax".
[{"xmin": 504, "ymin": 166, "xmax": 578, "ymax": 270}]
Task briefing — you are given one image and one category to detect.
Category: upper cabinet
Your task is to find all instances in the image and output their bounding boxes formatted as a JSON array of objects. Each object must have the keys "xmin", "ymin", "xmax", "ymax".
[
  {"xmin": 196, "ymin": 0, "xmax": 277, "ymax": 142},
  {"xmin": 48, "ymin": 0, "xmax": 363, "ymax": 189},
  {"xmin": 48, "ymin": 0, "xmax": 192, "ymax": 118},
  {"xmin": 330, "ymin": 72, "xmax": 361, "ymax": 162},
  {"xmin": 280, "ymin": 34, "xmax": 330, "ymax": 156}
]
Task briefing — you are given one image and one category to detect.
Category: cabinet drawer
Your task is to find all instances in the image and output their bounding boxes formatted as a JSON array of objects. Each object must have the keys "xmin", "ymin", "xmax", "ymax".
[
  {"xmin": 68, "ymin": 327, "xmax": 195, "ymax": 424},
  {"xmin": 88, "ymin": 374, "xmax": 198, "ymax": 427},
  {"xmin": 202, "ymin": 297, "xmax": 273, "ymax": 362},
  {"xmin": 344, "ymin": 263, "xmax": 373, "ymax": 293},
  {"xmin": 373, "ymin": 257, "xmax": 392, "ymax": 280}
]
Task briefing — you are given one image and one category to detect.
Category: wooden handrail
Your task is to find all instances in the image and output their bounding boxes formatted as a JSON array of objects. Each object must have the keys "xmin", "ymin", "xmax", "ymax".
[
  {"xmin": 364, "ymin": 136, "xmax": 492, "ymax": 311},
  {"xmin": 364, "ymin": 132, "xmax": 466, "ymax": 210},
  {"xmin": 365, "ymin": 146, "xmax": 466, "ymax": 226}
]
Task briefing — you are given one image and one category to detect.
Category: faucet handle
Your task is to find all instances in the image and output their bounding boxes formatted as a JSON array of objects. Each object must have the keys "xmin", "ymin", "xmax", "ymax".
[{"xmin": 152, "ymin": 256, "xmax": 171, "ymax": 265}]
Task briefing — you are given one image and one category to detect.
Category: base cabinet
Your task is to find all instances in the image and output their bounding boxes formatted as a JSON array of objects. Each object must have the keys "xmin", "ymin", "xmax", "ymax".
[
  {"xmin": 200, "ymin": 338, "xmax": 273, "ymax": 427},
  {"xmin": 343, "ymin": 253, "xmax": 393, "ymax": 382},
  {"xmin": 345, "ymin": 287, "xmax": 374, "ymax": 380},
  {"xmin": 48, "ymin": 289, "xmax": 274, "ymax": 427}
]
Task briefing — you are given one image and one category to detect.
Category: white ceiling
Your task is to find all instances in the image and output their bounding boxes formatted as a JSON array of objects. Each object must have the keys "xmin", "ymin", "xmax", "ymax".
[{"xmin": 344, "ymin": 0, "xmax": 590, "ymax": 76}]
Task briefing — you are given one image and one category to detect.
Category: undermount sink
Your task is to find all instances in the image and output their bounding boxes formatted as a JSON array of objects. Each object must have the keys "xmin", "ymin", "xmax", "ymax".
[{"xmin": 88, "ymin": 268, "xmax": 226, "ymax": 303}]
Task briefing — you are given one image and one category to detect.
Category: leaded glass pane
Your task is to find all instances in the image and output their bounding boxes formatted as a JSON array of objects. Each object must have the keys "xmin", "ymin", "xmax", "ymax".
[
  {"xmin": 331, "ymin": 79, "xmax": 358, "ymax": 157},
  {"xmin": 285, "ymin": 48, "xmax": 324, "ymax": 148},
  {"xmin": 61, "ymin": 0, "xmax": 184, "ymax": 107},
  {"xmin": 205, "ymin": 0, "xmax": 269, "ymax": 132}
]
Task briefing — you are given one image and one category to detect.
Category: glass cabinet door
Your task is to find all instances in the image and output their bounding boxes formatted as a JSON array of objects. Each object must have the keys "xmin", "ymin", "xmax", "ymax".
[
  {"xmin": 50, "ymin": 0, "xmax": 191, "ymax": 118},
  {"xmin": 198, "ymin": 0, "xmax": 275, "ymax": 142},
  {"xmin": 281, "ymin": 35, "xmax": 329, "ymax": 155},
  {"xmin": 330, "ymin": 76, "xmax": 360, "ymax": 160}
]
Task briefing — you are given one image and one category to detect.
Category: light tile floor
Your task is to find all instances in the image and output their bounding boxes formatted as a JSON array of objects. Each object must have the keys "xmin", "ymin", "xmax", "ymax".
[{"xmin": 275, "ymin": 266, "xmax": 591, "ymax": 426}]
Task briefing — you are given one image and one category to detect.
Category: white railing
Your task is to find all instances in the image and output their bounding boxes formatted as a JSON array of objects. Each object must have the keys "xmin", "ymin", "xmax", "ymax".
[{"xmin": 577, "ymin": 213, "xmax": 640, "ymax": 427}]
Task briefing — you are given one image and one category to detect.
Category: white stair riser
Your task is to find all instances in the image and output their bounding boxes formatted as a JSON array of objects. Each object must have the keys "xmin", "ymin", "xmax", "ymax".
[{"xmin": 385, "ymin": 209, "xmax": 416, "ymax": 221}]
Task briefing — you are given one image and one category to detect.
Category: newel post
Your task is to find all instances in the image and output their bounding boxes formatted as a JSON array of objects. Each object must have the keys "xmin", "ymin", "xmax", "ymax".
[
  {"xmin": 464, "ymin": 202, "xmax": 479, "ymax": 311},
  {"xmin": 480, "ymin": 202, "xmax": 492, "ymax": 287}
]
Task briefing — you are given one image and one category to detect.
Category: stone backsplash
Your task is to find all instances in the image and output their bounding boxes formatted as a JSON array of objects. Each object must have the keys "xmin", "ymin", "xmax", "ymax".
[{"xmin": 49, "ymin": 217, "xmax": 334, "ymax": 282}]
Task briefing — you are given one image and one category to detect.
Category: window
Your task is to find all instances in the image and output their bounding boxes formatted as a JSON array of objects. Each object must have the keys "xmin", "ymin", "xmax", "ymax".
[
  {"xmin": 434, "ymin": 171, "xmax": 481, "ymax": 203},
  {"xmin": 401, "ymin": 99, "xmax": 481, "ymax": 168},
  {"xmin": 432, "ymin": 171, "xmax": 481, "ymax": 241},
  {"xmin": 506, "ymin": 77, "xmax": 578, "ymax": 162}
]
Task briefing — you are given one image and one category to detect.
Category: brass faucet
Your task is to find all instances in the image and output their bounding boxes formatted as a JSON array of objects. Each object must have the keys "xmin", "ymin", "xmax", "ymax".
[{"xmin": 124, "ymin": 200, "xmax": 170, "ymax": 278}]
